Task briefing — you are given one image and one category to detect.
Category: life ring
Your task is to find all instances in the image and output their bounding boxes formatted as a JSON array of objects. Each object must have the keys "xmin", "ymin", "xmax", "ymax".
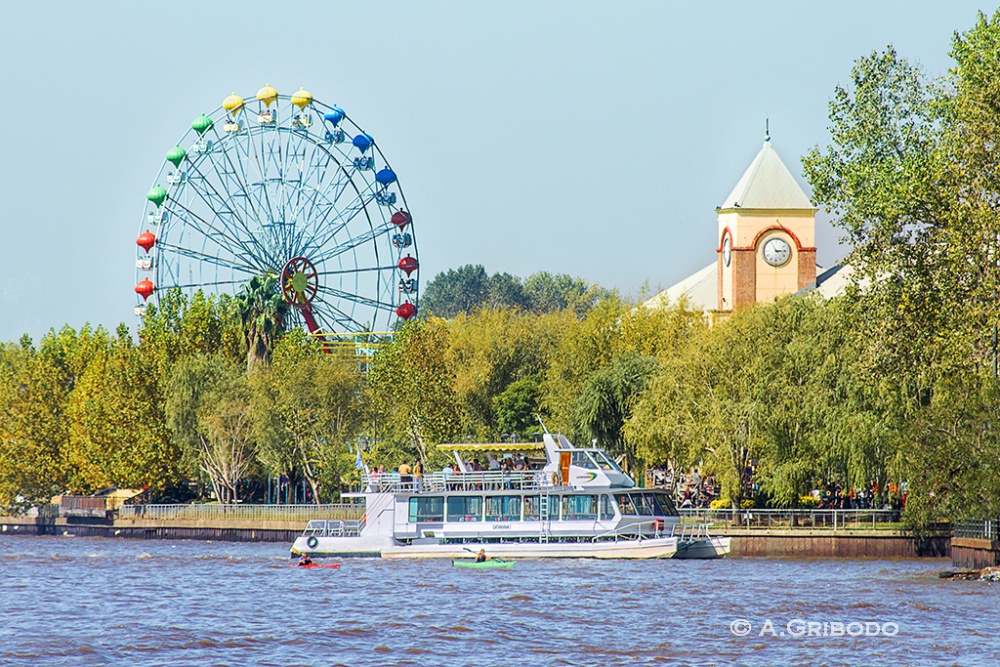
[{"xmin": 307, "ymin": 535, "xmax": 319, "ymax": 549}]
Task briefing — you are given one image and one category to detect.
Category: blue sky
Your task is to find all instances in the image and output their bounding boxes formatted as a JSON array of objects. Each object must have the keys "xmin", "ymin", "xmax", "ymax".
[{"xmin": 0, "ymin": 1, "xmax": 990, "ymax": 342}]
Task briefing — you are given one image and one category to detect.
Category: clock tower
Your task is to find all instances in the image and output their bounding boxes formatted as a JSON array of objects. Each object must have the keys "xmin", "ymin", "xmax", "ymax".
[{"xmin": 716, "ymin": 138, "xmax": 817, "ymax": 311}]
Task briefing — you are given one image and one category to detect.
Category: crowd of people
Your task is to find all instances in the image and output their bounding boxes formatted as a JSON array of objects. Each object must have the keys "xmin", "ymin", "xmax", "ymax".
[
  {"xmin": 808, "ymin": 480, "xmax": 908, "ymax": 510},
  {"xmin": 646, "ymin": 465, "xmax": 721, "ymax": 508}
]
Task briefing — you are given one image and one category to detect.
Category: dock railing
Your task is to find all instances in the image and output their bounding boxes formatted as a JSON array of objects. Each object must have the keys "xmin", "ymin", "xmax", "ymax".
[
  {"xmin": 954, "ymin": 519, "xmax": 998, "ymax": 540},
  {"xmin": 119, "ymin": 503, "xmax": 364, "ymax": 523},
  {"xmin": 678, "ymin": 508, "xmax": 901, "ymax": 530}
]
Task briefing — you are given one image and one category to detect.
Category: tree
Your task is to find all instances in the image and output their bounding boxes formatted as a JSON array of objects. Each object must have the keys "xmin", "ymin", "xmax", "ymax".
[
  {"xmin": 235, "ymin": 273, "xmax": 289, "ymax": 372},
  {"xmin": 368, "ymin": 319, "xmax": 459, "ymax": 466},
  {"xmin": 574, "ymin": 352, "xmax": 658, "ymax": 472},
  {"xmin": 0, "ymin": 338, "xmax": 70, "ymax": 510},
  {"xmin": 165, "ymin": 353, "xmax": 253, "ymax": 503},
  {"xmin": 420, "ymin": 265, "xmax": 490, "ymax": 318},
  {"xmin": 66, "ymin": 330, "xmax": 178, "ymax": 493},
  {"xmin": 251, "ymin": 333, "xmax": 366, "ymax": 503},
  {"xmin": 523, "ymin": 271, "xmax": 611, "ymax": 317}
]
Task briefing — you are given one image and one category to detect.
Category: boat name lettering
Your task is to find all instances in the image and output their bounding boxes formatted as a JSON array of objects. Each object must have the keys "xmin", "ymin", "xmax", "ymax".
[{"xmin": 492, "ymin": 524, "xmax": 512, "ymax": 530}]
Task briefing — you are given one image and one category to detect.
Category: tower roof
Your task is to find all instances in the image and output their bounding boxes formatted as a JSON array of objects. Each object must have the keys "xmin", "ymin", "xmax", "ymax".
[{"xmin": 720, "ymin": 140, "xmax": 813, "ymax": 210}]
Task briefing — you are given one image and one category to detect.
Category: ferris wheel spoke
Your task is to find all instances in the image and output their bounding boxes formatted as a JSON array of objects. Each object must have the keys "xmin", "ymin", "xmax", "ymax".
[
  {"xmin": 166, "ymin": 277, "xmax": 258, "ymax": 291},
  {"xmin": 163, "ymin": 198, "xmax": 278, "ymax": 268},
  {"xmin": 317, "ymin": 284, "xmax": 397, "ymax": 312},
  {"xmin": 199, "ymin": 139, "xmax": 268, "ymax": 246},
  {"xmin": 315, "ymin": 265, "xmax": 398, "ymax": 278},
  {"xmin": 309, "ymin": 222, "xmax": 393, "ymax": 264},
  {"xmin": 308, "ymin": 299, "xmax": 373, "ymax": 333},
  {"xmin": 299, "ymin": 192, "xmax": 382, "ymax": 257},
  {"xmin": 177, "ymin": 166, "xmax": 273, "ymax": 261},
  {"xmin": 157, "ymin": 242, "xmax": 265, "ymax": 275}
]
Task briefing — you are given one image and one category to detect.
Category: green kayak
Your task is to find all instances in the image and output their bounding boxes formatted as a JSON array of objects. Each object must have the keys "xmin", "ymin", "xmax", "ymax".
[{"xmin": 452, "ymin": 559, "xmax": 516, "ymax": 569}]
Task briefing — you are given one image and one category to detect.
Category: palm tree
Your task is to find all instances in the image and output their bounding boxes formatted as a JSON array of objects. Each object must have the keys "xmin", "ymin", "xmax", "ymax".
[{"xmin": 235, "ymin": 273, "xmax": 289, "ymax": 372}]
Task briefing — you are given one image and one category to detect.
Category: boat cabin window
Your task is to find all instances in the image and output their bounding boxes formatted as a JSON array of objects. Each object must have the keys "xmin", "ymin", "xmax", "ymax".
[
  {"xmin": 447, "ymin": 496, "xmax": 483, "ymax": 522},
  {"xmin": 408, "ymin": 496, "xmax": 444, "ymax": 522},
  {"xmin": 617, "ymin": 494, "xmax": 636, "ymax": 516},
  {"xmin": 570, "ymin": 450, "xmax": 598, "ymax": 469},
  {"xmin": 613, "ymin": 491, "xmax": 679, "ymax": 517},
  {"xmin": 523, "ymin": 495, "xmax": 540, "ymax": 521},
  {"xmin": 562, "ymin": 494, "xmax": 598, "ymax": 520},
  {"xmin": 484, "ymin": 495, "xmax": 521, "ymax": 522},
  {"xmin": 600, "ymin": 494, "xmax": 616, "ymax": 521}
]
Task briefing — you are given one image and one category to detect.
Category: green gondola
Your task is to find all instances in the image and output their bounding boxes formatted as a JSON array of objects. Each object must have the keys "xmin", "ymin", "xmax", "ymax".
[{"xmin": 452, "ymin": 559, "xmax": 516, "ymax": 569}]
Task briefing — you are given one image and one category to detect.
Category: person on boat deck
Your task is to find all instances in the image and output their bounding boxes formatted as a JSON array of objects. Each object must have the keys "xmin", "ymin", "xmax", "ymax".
[
  {"xmin": 413, "ymin": 459, "xmax": 423, "ymax": 492},
  {"xmin": 298, "ymin": 554, "xmax": 313, "ymax": 566},
  {"xmin": 475, "ymin": 549, "xmax": 488, "ymax": 563},
  {"xmin": 398, "ymin": 462, "xmax": 412, "ymax": 489}
]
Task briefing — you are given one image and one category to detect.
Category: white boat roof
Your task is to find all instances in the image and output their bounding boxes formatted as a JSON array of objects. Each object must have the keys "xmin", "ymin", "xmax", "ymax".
[{"xmin": 437, "ymin": 442, "xmax": 545, "ymax": 453}]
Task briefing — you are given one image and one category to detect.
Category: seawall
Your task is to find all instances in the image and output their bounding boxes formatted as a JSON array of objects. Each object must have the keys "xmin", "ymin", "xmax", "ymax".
[
  {"xmin": 0, "ymin": 516, "xmax": 299, "ymax": 543},
  {"xmin": 715, "ymin": 529, "xmax": 950, "ymax": 559}
]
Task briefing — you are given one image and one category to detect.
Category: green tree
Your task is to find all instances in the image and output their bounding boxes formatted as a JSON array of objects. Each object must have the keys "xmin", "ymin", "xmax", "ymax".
[
  {"xmin": 251, "ymin": 333, "xmax": 366, "ymax": 502},
  {"xmin": 165, "ymin": 353, "xmax": 254, "ymax": 503},
  {"xmin": 66, "ymin": 330, "xmax": 178, "ymax": 493},
  {"xmin": 420, "ymin": 265, "xmax": 490, "ymax": 318},
  {"xmin": 368, "ymin": 319, "xmax": 459, "ymax": 466},
  {"xmin": 235, "ymin": 274, "xmax": 289, "ymax": 372}
]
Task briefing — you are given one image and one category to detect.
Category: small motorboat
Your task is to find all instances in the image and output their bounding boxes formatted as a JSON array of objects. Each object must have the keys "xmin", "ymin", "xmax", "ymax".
[{"xmin": 452, "ymin": 559, "xmax": 515, "ymax": 569}]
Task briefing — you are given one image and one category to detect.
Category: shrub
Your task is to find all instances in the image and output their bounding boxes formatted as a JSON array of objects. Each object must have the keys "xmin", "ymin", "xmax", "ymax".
[
  {"xmin": 798, "ymin": 495, "xmax": 821, "ymax": 508},
  {"xmin": 709, "ymin": 498, "xmax": 729, "ymax": 509},
  {"xmin": 740, "ymin": 499, "xmax": 755, "ymax": 509}
]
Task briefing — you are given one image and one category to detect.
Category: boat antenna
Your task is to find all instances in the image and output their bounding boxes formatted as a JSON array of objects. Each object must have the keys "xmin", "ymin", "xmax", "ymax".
[{"xmin": 536, "ymin": 415, "xmax": 550, "ymax": 434}]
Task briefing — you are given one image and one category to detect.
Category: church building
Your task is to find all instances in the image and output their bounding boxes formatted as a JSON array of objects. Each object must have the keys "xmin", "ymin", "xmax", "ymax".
[{"xmin": 646, "ymin": 137, "xmax": 846, "ymax": 314}]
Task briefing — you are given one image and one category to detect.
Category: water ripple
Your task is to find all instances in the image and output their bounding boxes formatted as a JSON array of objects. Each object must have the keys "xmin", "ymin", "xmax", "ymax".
[{"xmin": 0, "ymin": 535, "xmax": 997, "ymax": 666}]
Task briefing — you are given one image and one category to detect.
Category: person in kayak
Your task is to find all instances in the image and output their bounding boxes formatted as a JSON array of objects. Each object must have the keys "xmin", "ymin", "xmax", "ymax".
[
  {"xmin": 476, "ymin": 549, "xmax": 488, "ymax": 563},
  {"xmin": 298, "ymin": 554, "xmax": 314, "ymax": 566}
]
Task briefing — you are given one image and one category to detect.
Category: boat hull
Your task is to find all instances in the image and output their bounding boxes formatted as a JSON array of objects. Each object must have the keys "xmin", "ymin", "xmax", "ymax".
[
  {"xmin": 673, "ymin": 536, "xmax": 731, "ymax": 559},
  {"xmin": 291, "ymin": 536, "xmax": 678, "ymax": 559}
]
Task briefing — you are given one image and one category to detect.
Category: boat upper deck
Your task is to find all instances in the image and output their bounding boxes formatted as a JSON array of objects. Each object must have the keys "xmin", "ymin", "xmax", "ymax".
[{"xmin": 362, "ymin": 470, "xmax": 559, "ymax": 494}]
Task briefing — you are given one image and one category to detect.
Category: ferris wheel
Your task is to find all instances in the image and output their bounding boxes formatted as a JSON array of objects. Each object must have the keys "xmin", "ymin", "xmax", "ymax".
[{"xmin": 134, "ymin": 85, "xmax": 419, "ymax": 336}]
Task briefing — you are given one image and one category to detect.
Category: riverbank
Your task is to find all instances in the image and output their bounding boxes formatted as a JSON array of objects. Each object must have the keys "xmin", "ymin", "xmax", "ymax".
[{"xmin": 1, "ymin": 515, "xmax": 952, "ymax": 558}]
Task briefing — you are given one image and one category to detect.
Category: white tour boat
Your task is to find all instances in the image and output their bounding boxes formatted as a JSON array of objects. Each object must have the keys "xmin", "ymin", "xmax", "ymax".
[{"xmin": 291, "ymin": 433, "xmax": 681, "ymax": 559}]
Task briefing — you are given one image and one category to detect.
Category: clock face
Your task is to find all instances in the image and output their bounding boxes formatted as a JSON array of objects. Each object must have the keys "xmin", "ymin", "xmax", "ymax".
[
  {"xmin": 722, "ymin": 235, "xmax": 732, "ymax": 267},
  {"xmin": 762, "ymin": 237, "xmax": 791, "ymax": 267}
]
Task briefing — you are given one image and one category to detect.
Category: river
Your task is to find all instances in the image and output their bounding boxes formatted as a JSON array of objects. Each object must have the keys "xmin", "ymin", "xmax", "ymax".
[{"xmin": 0, "ymin": 535, "xmax": 995, "ymax": 666}]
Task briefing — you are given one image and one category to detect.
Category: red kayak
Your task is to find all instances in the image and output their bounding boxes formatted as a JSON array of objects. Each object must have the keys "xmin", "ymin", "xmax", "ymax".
[{"xmin": 289, "ymin": 563, "xmax": 340, "ymax": 569}]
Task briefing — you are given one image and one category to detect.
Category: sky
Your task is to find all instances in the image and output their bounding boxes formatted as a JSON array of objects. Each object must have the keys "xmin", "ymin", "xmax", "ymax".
[{"xmin": 0, "ymin": 1, "xmax": 992, "ymax": 343}]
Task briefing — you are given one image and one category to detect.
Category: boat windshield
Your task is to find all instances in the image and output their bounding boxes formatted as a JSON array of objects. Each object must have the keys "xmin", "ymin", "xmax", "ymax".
[
  {"xmin": 590, "ymin": 450, "xmax": 623, "ymax": 472},
  {"xmin": 613, "ymin": 491, "xmax": 679, "ymax": 517},
  {"xmin": 570, "ymin": 451, "xmax": 598, "ymax": 469}
]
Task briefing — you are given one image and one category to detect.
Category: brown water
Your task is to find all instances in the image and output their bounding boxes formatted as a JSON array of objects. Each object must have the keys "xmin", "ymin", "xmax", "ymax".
[{"xmin": 0, "ymin": 535, "xmax": 995, "ymax": 666}]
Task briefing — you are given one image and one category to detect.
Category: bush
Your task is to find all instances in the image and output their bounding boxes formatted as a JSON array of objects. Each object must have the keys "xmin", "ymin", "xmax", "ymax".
[
  {"xmin": 740, "ymin": 499, "xmax": 755, "ymax": 509},
  {"xmin": 709, "ymin": 498, "xmax": 729, "ymax": 509},
  {"xmin": 798, "ymin": 495, "xmax": 821, "ymax": 508}
]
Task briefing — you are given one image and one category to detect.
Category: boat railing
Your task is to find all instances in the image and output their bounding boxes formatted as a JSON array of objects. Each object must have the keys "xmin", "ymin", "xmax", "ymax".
[
  {"xmin": 672, "ymin": 522, "xmax": 712, "ymax": 541},
  {"xmin": 302, "ymin": 518, "xmax": 363, "ymax": 537},
  {"xmin": 591, "ymin": 518, "xmax": 665, "ymax": 542},
  {"xmin": 360, "ymin": 470, "xmax": 556, "ymax": 494}
]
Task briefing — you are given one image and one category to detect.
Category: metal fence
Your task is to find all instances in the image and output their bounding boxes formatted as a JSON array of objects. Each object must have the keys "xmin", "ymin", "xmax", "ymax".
[
  {"xmin": 954, "ymin": 519, "xmax": 998, "ymax": 540},
  {"xmin": 118, "ymin": 504, "xmax": 365, "ymax": 523},
  {"xmin": 678, "ymin": 508, "xmax": 901, "ymax": 530}
]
